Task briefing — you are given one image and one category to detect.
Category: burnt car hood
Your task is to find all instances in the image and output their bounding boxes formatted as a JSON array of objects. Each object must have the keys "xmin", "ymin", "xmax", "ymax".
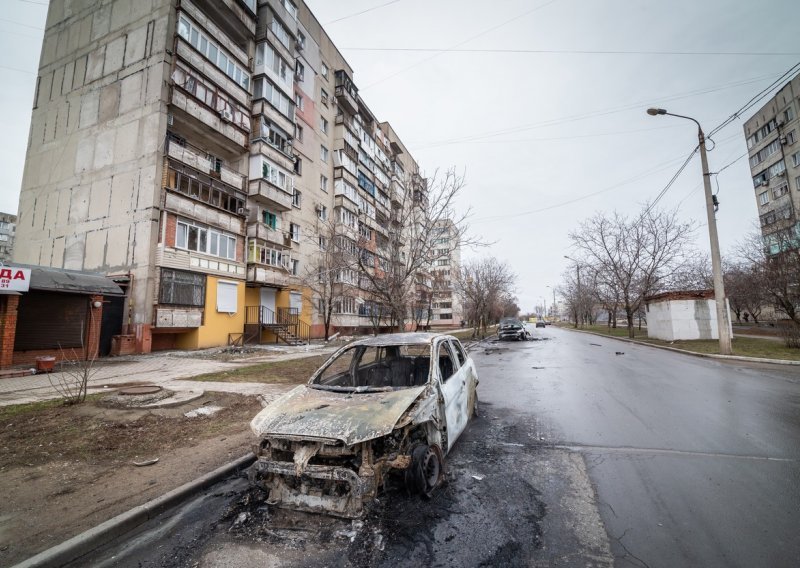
[{"xmin": 251, "ymin": 385, "xmax": 428, "ymax": 446}]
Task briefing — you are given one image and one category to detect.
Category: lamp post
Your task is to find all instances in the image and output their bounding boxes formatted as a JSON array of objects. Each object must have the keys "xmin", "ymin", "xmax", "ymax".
[
  {"xmin": 646, "ymin": 108, "xmax": 732, "ymax": 355},
  {"xmin": 564, "ymin": 255, "xmax": 581, "ymax": 327}
]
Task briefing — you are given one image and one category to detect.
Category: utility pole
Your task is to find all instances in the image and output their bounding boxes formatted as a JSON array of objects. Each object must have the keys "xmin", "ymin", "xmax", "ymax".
[{"xmin": 647, "ymin": 108, "xmax": 732, "ymax": 355}]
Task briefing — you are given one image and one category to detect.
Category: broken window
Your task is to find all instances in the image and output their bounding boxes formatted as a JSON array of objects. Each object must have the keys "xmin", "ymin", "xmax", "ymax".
[
  {"xmin": 437, "ymin": 342, "xmax": 456, "ymax": 382},
  {"xmin": 159, "ymin": 269, "xmax": 205, "ymax": 307}
]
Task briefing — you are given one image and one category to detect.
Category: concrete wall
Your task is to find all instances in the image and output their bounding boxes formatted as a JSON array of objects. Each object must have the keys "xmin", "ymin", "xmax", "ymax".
[
  {"xmin": 14, "ymin": 0, "xmax": 174, "ymax": 329},
  {"xmin": 646, "ymin": 298, "xmax": 731, "ymax": 341}
]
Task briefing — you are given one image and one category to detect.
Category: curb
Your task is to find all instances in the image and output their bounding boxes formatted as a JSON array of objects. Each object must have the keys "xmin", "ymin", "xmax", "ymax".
[
  {"xmin": 13, "ymin": 453, "xmax": 257, "ymax": 568},
  {"xmin": 562, "ymin": 327, "xmax": 800, "ymax": 366}
]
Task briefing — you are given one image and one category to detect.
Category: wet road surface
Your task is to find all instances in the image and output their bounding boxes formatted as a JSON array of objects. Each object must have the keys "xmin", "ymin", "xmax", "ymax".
[
  {"xmin": 494, "ymin": 326, "xmax": 800, "ymax": 567},
  {"xmin": 74, "ymin": 327, "xmax": 799, "ymax": 567}
]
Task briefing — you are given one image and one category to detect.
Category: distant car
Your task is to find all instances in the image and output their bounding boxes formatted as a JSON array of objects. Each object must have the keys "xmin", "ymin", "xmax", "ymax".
[
  {"xmin": 535, "ymin": 320, "xmax": 546, "ymax": 328},
  {"xmin": 498, "ymin": 318, "xmax": 529, "ymax": 341},
  {"xmin": 249, "ymin": 332, "xmax": 479, "ymax": 518}
]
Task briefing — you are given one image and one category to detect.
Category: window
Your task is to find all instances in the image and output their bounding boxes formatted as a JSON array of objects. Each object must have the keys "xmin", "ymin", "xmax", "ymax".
[
  {"xmin": 784, "ymin": 106, "xmax": 794, "ymax": 123},
  {"xmin": 295, "ymin": 123, "xmax": 304, "ymax": 142},
  {"xmin": 297, "ymin": 32, "xmax": 305, "ymax": 50},
  {"xmin": 772, "ymin": 183, "xmax": 789, "ymax": 199},
  {"xmin": 769, "ymin": 160, "xmax": 786, "ymax": 178},
  {"xmin": 321, "ymin": 62, "xmax": 328, "ymax": 79},
  {"xmin": 216, "ymin": 281, "xmax": 238, "ymax": 313},
  {"xmin": 290, "ymin": 222, "xmax": 300, "ymax": 242},
  {"xmin": 796, "ymin": 176, "xmax": 800, "ymax": 191},
  {"xmin": 166, "ymin": 162, "xmax": 246, "ymax": 214},
  {"xmin": 317, "ymin": 205, "xmax": 328, "ymax": 220},
  {"xmin": 294, "ymin": 93, "xmax": 304, "ymax": 111},
  {"xmin": 253, "ymin": 77, "xmax": 293, "ymax": 119},
  {"xmin": 437, "ymin": 342, "xmax": 455, "ymax": 381},
  {"xmin": 759, "ymin": 191, "xmax": 769, "ymax": 206},
  {"xmin": 177, "ymin": 15, "xmax": 249, "ymax": 90},
  {"xmin": 321, "ymin": 88, "xmax": 329, "ymax": 106},
  {"xmin": 792, "ymin": 152, "xmax": 800, "ymax": 168},
  {"xmin": 261, "ymin": 159, "xmax": 292, "ymax": 192},
  {"xmin": 291, "ymin": 259, "xmax": 300, "ymax": 275},
  {"xmin": 270, "ymin": 18, "xmax": 291, "ymax": 49},
  {"xmin": 320, "ymin": 145, "xmax": 329, "ymax": 162},
  {"xmin": 294, "ymin": 157, "xmax": 302, "ymax": 175},
  {"xmin": 321, "ymin": 117, "xmax": 328, "ymax": 134},
  {"xmin": 281, "ymin": 0, "xmax": 297, "ymax": 19},
  {"xmin": 437, "ymin": 259, "xmax": 450, "ymax": 266},
  {"xmin": 319, "ymin": 236, "xmax": 327, "ymax": 250},
  {"xmin": 256, "ymin": 43, "xmax": 291, "ymax": 87},
  {"xmin": 176, "ymin": 219, "xmax": 237, "ymax": 260},
  {"xmin": 292, "ymin": 189, "xmax": 301, "ymax": 207},
  {"xmin": 263, "ymin": 210, "xmax": 278, "ymax": 229},
  {"xmin": 320, "ymin": 174, "xmax": 328, "ymax": 192},
  {"xmin": 295, "ymin": 60, "xmax": 305, "ymax": 81},
  {"xmin": 787, "ymin": 130, "xmax": 797, "ymax": 145},
  {"xmin": 160, "ymin": 269, "xmax": 205, "ymax": 307},
  {"xmin": 359, "ymin": 223, "xmax": 372, "ymax": 241}
]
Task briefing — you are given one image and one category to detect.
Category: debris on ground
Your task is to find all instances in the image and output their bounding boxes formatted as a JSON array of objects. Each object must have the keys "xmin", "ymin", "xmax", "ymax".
[
  {"xmin": 590, "ymin": 343, "xmax": 602, "ymax": 347},
  {"xmin": 184, "ymin": 405, "xmax": 223, "ymax": 418},
  {"xmin": 132, "ymin": 458, "xmax": 159, "ymax": 467},
  {"xmin": 615, "ymin": 352, "xmax": 625, "ymax": 356}
]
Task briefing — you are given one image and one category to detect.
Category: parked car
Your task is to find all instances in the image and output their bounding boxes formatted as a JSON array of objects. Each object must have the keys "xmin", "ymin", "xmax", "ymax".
[
  {"xmin": 498, "ymin": 318, "xmax": 529, "ymax": 340},
  {"xmin": 250, "ymin": 333, "xmax": 479, "ymax": 518},
  {"xmin": 535, "ymin": 320, "xmax": 546, "ymax": 328}
]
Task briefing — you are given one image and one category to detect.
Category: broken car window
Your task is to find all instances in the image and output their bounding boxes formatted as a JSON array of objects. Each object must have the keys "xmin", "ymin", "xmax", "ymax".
[
  {"xmin": 437, "ymin": 342, "xmax": 456, "ymax": 382},
  {"xmin": 312, "ymin": 344, "xmax": 433, "ymax": 390}
]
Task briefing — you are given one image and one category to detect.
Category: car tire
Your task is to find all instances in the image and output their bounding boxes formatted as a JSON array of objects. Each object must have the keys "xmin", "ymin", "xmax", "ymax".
[{"xmin": 406, "ymin": 443, "xmax": 444, "ymax": 498}]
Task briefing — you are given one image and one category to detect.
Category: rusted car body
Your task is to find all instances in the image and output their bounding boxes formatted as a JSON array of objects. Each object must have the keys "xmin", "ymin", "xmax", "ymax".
[{"xmin": 250, "ymin": 333, "xmax": 479, "ymax": 518}]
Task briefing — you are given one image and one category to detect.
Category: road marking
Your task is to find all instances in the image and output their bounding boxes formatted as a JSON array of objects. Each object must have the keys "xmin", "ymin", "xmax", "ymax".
[{"xmin": 551, "ymin": 444, "xmax": 796, "ymax": 462}]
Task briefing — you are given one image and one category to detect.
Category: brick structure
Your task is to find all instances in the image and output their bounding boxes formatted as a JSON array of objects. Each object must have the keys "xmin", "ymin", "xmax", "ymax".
[{"xmin": 0, "ymin": 295, "xmax": 19, "ymax": 368}]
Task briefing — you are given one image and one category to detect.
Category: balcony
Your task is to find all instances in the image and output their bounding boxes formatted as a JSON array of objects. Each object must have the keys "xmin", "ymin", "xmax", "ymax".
[
  {"xmin": 248, "ymin": 179, "xmax": 293, "ymax": 211},
  {"xmin": 247, "ymin": 221, "xmax": 290, "ymax": 248},
  {"xmin": 335, "ymin": 85, "xmax": 358, "ymax": 115},
  {"xmin": 167, "ymin": 139, "xmax": 246, "ymax": 190},
  {"xmin": 247, "ymin": 265, "xmax": 291, "ymax": 288}
]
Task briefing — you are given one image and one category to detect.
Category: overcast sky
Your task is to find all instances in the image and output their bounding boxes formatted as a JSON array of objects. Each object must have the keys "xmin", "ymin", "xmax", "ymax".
[{"xmin": 2, "ymin": 0, "xmax": 798, "ymax": 312}]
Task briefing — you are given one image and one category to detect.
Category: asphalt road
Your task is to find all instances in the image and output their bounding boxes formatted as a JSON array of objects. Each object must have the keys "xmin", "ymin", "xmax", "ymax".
[
  {"xmin": 507, "ymin": 325, "xmax": 800, "ymax": 567},
  {"xmin": 72, "ymin": 327, "xmax": 800, "ymax": 567}
]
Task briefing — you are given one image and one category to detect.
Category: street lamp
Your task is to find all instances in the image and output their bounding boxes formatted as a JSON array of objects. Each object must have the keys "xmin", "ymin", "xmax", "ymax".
[{"xmin": 646, "ymin": 108, "xmax": 732, "ymax": 355}]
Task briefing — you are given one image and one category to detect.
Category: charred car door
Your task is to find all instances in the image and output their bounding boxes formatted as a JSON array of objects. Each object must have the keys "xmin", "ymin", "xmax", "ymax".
[{"xmin": 436, "ymin": 339, "xmax": 469, "ymax": 452}]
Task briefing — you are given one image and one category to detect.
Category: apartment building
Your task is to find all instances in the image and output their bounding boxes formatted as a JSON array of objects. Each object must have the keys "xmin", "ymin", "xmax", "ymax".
[
  {"xmin": 0, "ymin": 213, "xmax": 15, "ymax": 263},
  {"xmin": 744, "ymin": 73, "xmax": 800, "ymax": 254},
  {"xmin": 15, "ymin": 0, "xmax": 425, "ymax": 352},
  {"xmin": 429, "ymin": 219, "xmax": 463, "ymax": 328}
]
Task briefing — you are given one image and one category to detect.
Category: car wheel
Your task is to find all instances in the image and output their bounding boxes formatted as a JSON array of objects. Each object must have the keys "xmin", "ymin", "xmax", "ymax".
[{"xmin": 406, "ymin": 443, "xmax": 444, "ymax": 498}]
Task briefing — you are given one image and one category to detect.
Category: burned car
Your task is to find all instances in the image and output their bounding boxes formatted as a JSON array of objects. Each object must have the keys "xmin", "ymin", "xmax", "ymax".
[
  {"xmin": 498, "ymin": 318, "xmax": 529, "ymax": 341},
  {"xmin": 250, "ymin": 333, "xmax": 479, "ymax": 518}
]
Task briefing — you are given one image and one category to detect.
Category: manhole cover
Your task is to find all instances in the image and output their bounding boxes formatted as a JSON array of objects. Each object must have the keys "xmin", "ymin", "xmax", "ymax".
[{"xmin": 118, "ymin": 385, "xmax": 162, "ymax": 395}]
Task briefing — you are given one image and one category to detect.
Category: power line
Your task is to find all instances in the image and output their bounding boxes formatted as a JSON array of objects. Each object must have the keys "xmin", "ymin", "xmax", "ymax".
[
  {"xmin": 0, "ymin": 64, "xmax": 35, "ymax": 74},
  {"xmin": 343, "ymin": 46, "xmax": 800, "ymax": 57},
  {"xmin": 0, "ymin": 16, "xmax": 43, "ymax": 30},
  {"xmin": 708, "ymin": 60, "xmax": 800, "ymax": 138},
  {"xmin": 412, "ymin": 73, "xmax": 780, "ymax": 150},
  {"xmin": 362, "ymin": 0, "xmax": 561, "ymax": 90},
  {"xmin": 325, "ymin": 0, "xmax": 403, "ymax": 25}
]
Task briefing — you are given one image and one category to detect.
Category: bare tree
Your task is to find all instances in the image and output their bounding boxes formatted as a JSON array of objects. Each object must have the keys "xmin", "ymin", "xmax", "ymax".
[
  {"xmin": 356, "ymin": 168, "xmax": 480, "ymax": 332},
  {"xmin": 736, "ymin": 228, "xmax": 800, "ymax": 326},
  {"xmin": 455, "ymin": 257, "xmax": 516, "ymax": 337},
  {"xmin": 568, "ymin": 206, "xmax": 696, "ymax": 338},
  {"xmin": 300, "ymin": 218, "xmax": 355, "ymax": 340}
]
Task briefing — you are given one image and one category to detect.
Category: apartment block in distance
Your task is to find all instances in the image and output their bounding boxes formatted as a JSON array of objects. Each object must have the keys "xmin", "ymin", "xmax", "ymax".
[
  {"xmin": 15, "ymin": 0, "xmax": 425, "ymax": 353},
  {"xmin": 0, "ymin": 213, "xmax": 15, "ymax": 263},
  {"xmin": 744, "ymin": 72, "xmax": 800, "ymax": 254},
  {"xmin": 429, "ymin": 219, "xmax": 463, "ymax": 328}
]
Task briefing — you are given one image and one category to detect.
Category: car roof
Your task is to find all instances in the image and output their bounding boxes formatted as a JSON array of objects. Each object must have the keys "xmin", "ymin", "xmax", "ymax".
[{"xmin": 344, "ymin": 332, "xmax": 456, "ymax": 347}]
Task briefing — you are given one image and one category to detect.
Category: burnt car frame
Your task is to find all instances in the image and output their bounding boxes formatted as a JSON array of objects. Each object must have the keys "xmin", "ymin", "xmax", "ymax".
[
  {"xmin": 498, "ymin": 318, "xmax": 529, "ymax": 341},
  {"xmin": 250, "ymin": 333, "xmax": 479, "ymax": 518}
]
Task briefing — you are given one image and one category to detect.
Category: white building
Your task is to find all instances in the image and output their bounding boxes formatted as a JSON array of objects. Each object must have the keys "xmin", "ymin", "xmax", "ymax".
[{"xmin": 645, "ymin": 290, "xmax": 732, "ymax": 341}]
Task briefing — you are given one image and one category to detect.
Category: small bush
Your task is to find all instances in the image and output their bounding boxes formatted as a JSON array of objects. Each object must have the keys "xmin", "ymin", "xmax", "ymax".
[{"xmin": 781, "ymin": 323, "xmax": 800, "ymax": 349}]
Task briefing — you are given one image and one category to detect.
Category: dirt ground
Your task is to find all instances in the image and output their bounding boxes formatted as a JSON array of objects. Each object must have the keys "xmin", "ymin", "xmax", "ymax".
[{"xmin": 0, "ymin": 391, "xmax": 262, "ymax": 566}]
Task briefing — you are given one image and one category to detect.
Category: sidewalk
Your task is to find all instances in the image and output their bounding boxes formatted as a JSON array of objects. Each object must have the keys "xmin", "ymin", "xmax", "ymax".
[{"xmin": 0, "ymin": 343, "xmax": 338, "ymax": 407}]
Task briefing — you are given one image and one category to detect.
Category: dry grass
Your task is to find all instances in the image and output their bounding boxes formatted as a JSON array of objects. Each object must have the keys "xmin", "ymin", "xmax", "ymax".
[
  {"xmin": 185, "ymin": 354, "xmax": 331, "ymax": 384},
  {"xmin": 0, "ymin": 393, "xmax": 260, "ymax": 469}
]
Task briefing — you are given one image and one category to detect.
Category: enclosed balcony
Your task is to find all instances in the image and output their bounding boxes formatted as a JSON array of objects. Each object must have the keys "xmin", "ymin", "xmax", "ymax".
[
  {"xmin": 248, "ymin": 179, "xmax": 293, "ymax": 211},
  {"xmin": 247, "ymin": 221, "xmax": 290, "ymax": 248},
  {"xmin": 335, "ymin": 70, "xmax": 359, "ymax": 115},
  {"xmin": 166, "ymin": 138, "xmax": 246, "ymax": 191}
]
